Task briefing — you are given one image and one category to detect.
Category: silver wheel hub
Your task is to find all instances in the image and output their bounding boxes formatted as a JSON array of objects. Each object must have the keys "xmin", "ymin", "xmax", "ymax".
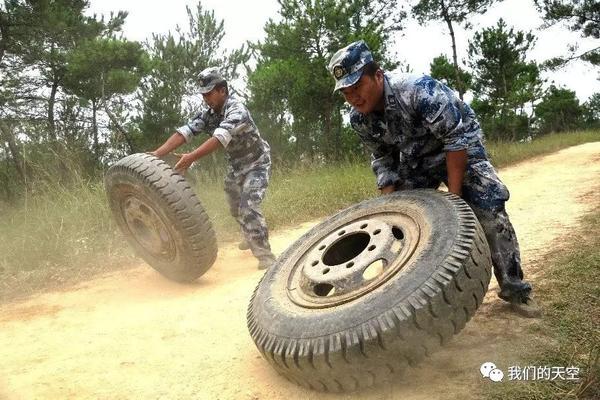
[{"xmin": 287, "ymin": 213, "xmax": 420, "ymax": 308}]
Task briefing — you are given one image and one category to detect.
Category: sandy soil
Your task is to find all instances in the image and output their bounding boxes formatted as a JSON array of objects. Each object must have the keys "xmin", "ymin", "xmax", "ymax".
[{"xmin": 1, "ymin": 142, "xmax": 599, "ymax": 400}]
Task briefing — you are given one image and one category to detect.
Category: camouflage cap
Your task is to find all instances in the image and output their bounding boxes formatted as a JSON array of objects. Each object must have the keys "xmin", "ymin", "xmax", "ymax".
[
  {"xmin": 327, "ymin": 40, "xmax": 374, "ymax": 92},
  {"xmin": 198, "ymin": 67, "xmax": 226, "ymax": 94}
]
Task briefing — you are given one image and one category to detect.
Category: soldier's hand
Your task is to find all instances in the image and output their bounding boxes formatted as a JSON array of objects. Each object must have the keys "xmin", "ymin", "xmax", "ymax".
[
  {"xmin": 380, "ymin": 185, "xmax": 396, "ymax": 195},
  {"xmin": 174, "ymin": 153, "xmax": 195, "ymax": 174}
]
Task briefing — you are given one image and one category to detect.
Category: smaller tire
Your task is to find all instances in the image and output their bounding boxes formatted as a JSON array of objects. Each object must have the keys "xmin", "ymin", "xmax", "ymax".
[{"xmin": 105, "ymin": 153, "xmax": 217, "ymax": 282}]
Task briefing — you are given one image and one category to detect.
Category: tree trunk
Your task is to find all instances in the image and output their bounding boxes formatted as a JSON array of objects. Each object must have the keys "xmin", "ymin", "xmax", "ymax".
[
  {"xmin": 335, "ymin": 104, "xmax": 342, "ymax": 160},
  {"xmin": 441, "ymin": 6, "xmax": 465, "ymax": 100},
  {"xmin": 322, "ymin": 101, "xmax": 333, "ymax": 161},
  {"xmin": 92, "ymin": 98, "xmax": 99, "ymax": 162},
  {"xmin": 103, "ymin": 101, "xmax": 136, "ymax": 153},
  {"xmin": 0, "ymin": 10, "xmax": 8, "ymax": 63},
  {"xmin": 48, "ymin": 78, "xmax": 59, "ymax": 142}
]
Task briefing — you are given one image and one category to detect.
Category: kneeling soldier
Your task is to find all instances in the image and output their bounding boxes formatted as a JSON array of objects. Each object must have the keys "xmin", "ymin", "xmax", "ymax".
[{"xmin": 327, "ymin": 41, "xmax": 540, "ymax": 317}]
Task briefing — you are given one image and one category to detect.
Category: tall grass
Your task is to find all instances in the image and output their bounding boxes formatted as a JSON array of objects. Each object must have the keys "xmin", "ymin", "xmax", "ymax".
[
  {"xmin": 195, "ymin": 161, "xmax": 376, "ymax": 243},
  {"xmin": 1, "ymin": 130, "xmax": 598, "ymax": 301},
  {"xmin": 0, "ymin": 177, "xmax": 135, "ymax": 300}
]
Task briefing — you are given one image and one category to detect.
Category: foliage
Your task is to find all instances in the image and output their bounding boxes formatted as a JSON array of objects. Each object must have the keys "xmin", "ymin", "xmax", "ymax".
[
  {"xmin": 247, "ymin": 0, "xmax": 406, "ymax": 162},
  {"xmin": 535, "ymin": 0, "xmax": 600, "ymax": 68},
  {"xmin": 534, "ymin": 85, "xmax": 584, "ymax": 134},
  {"xmin": 63, "ymin": 38, "xmax": 149, "ymax": 158},
  {"xmin": 133, "ymin": 4, "xmax": 250, "ymax": 154},
  {"xmin": 429, "ymin": 54, "xmax": 472, "ymax": 92},
  {"xmin": 412, "ymin": 0, "xmax": 497, "ymax": 99},
  {"xmin": 468, "ymin": 19, "xmax": 545, "ymax": 140},
  {"xmin": 582, "ymin": 92, "xmax": 600, "ymax": 128},
  {"xmin": 0, "ymin": 0, "xmax": 133, "ymax": 197}
]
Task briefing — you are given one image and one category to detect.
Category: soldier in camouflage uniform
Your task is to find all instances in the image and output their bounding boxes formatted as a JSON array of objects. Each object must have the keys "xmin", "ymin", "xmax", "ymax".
[
  {"xmin": 151, "ymin": 67, "xmax": 277, "ymax": 270},
  {"xmin": 328, "ymin": 40, "xmax": 540, "ymax": 317}
]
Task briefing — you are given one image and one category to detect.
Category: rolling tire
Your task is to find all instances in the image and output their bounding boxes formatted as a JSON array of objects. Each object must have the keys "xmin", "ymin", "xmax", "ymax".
[
  {"xmin": 105, "ymin": 153, "xmax": 217, "ymax": 282},
  {"xmin": 247, "ymin": 189, "xmax": 492, "ymax": 391}
]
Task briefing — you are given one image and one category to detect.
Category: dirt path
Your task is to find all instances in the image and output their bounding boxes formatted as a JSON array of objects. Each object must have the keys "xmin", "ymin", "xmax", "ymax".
[{"xmin": 1, "ymin": 142, "xmax": 599, "ymax": 400}]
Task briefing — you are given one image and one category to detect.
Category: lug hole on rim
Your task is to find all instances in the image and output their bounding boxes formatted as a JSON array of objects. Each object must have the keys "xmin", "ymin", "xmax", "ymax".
[
  {"xmin": 368, "ymin": 245, "xmax": 376, "ymax": 251},
  {"xmin": 373, "ymin": 229, "xmax": 381, "ymax": 235},
  {"xmin": 363, "ymin": 259, "xmax": 386, "ymax": 280},
  {"xmin": 346, "ymin": 262, "xmax": 354, "ymax": 269},
  {"xmin": 322, "ymin": 268, "xmax": 330, "ymax": 275},
  {"xmin": 338, "ymin": 230, "xmax": 346, "ymax": 236},
  {"xmin": 318, "ymin": 245, "xmax": 326, "ymax": 251},
  {"xmin": 311, "ymin": 260, "xmax": 319, "ymax": 267},
  {"xmin": 392, "ymin": 226, "xmax": 404, "ymax": 240},
  {"xmin": 314, "ymin": 283, "xmax": 335, "ymax": 297},
  {"xmin": 139, "ymin": 204, "xmax": 152, "ymax": 215},
  {"xmin": 360, "ymin": 223, "xmax": 368, "ymax": 229}
]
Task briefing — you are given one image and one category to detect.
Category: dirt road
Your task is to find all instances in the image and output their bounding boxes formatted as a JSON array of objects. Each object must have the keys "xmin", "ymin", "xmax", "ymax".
[{"xmin": 1, "ymin": 142, "xmax": 599, "ymax": 400}]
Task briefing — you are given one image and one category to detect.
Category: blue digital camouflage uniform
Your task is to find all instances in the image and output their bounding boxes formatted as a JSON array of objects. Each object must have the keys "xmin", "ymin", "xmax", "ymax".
[
  {"xmin": 177, "ymin": 95, "xmax": 275, "ymax": 261},
  {"xmin": 328, "ymin": 41, "xmax": 531, "ymax": 301}
]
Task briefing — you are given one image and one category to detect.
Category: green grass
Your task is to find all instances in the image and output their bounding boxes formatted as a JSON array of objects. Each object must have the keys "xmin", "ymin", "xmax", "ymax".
[
  {"xmin": 0, "ymin": 130, "xmax": 598, "ymax": 301},
  {"xmin": 195, "ymin": 161, "xmax": 377, "ymax": 243},
  {"xmin": 484, "ymin": 207, "xmax": 600, "ymax": 400}
]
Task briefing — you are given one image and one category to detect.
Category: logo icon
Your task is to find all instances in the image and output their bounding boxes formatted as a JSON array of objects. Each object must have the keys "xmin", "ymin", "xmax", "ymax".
[
  {"xmin": 481, "ymin": 362, "xmax": 504, "ymax": 382},
  {"xmin": 333, "ymin": 65, "xmax": 346, "ymax": 79}
]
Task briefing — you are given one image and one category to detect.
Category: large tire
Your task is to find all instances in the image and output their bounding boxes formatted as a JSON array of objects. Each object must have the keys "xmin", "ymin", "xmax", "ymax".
[
  {"xmin": 247, "ymin": 190, "xmax": 492, "ymax": 392},
  {"xmin": 105, "ymin": 153, "xmax": 217, "ymax": 282}
]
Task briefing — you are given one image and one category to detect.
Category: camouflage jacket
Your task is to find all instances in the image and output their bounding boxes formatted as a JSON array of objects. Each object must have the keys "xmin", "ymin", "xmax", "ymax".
[
  {"xmin": 177, "ymin": 95, "xmax": 271, "ymax": 176},
  {"xmin": 350, "ymin": 71, "xmax": 488, "ymax": 189}
]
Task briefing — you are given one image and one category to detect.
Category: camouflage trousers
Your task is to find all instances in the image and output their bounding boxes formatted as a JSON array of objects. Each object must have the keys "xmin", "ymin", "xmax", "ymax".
[
  {"xmin": 396, "ymin": 160, "xmax": 532, "ymax": 301},
  {"xmin": 224, "ymin": 167, "xmax": 273, "ymax": 260}
]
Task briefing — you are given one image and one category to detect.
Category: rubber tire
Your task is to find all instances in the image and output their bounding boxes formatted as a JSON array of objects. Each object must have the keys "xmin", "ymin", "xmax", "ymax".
[
  {"xmin": 105, "ymin": 153, "xmax": 217, "ymax": 282},
  {"xmin": 247, "ymin": 190, "xmax": 492, "ymax": 392}
]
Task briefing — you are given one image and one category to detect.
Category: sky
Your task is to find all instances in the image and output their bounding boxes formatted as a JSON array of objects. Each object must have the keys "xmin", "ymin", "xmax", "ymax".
[{"xmin": 87, "ymin": 0, "xmax": 600, "ymax": 102}]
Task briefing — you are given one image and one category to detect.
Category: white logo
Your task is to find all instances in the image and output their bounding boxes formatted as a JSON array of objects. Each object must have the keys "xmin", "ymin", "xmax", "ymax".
[
  {"xmin": 481, "ymin": 362, "xmax": 504, "ymax": 382},
  {"xmin": 489, "ymin": 368, "xmax": 504, "ymax": 382}
]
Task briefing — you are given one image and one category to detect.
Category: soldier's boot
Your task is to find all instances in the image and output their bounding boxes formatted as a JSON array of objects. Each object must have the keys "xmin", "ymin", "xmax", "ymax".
[
  {"xmin": 238, "ymin": 240, "xmax": 250, "ymax": 251},
  {"xmin": 498, "ymin": 281, "xmax": 541, "ymax": 318},
  {"xmin": 257, "ymin": 253, "xmax": 277, "ymax": 270}
]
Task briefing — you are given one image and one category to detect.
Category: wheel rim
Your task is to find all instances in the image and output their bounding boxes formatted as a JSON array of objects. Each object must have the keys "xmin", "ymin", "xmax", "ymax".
[
  {"xmin": 287, "ymin": 212, "xmax": 421, "ymax": 309},
  {"xmin": 120, "ymin": 193, "xmax": 176, "ymax": 261}
]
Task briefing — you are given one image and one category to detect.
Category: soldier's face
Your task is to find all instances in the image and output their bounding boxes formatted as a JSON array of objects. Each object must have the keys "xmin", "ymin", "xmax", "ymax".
[
  {"xmin": 202, "ymin": 87, "xmax": 227, "ymax": 112},
  {"xmin": 340, "ymin": 70, "xmax": 385, "ymax": 114}
]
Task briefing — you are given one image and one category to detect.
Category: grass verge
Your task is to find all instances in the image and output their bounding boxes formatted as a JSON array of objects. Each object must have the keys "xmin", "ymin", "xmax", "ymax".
[{"xmin": 483, "ymin": 205, "xmax": 600, "ymax": 400}]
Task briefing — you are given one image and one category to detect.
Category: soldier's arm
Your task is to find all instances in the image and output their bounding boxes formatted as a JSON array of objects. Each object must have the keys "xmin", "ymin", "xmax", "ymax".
[
  {"xmin": 370, "ymin": 146, "xmax": 401, "ymax": 192},
  {"xmin": 446, "ymin": 149, "xmax": 467, "ymax": 196},
  {"xmin": 212, "ymin": 101, "xmax": 250, "ymax": 148},
  {"xmin": 173, "ymin": 107, "xmax": 227, "ymax": 172},
  {"xmin": 151, "ymin": 109, "xmax": 210, "ymax": 156},
  {"xmin": 174, "ymin": 137, "xmax": 222, "ymax": 172},
  {"xmin": 413, "ymin": 77, "xmax": 470, "ymax": 196},
  {"xmin": 351, "ymin": 114, "xmax": 400, "ymax": 191},
  {"xmin": 174, "ymin": 102, "xmax": 248, "ymax": 171},
  {"xmin": 413, "ymin": 76, "xmax": 469, "ymax": 152},
  {"xmin": 151, "ymin": 132, "xmax": 186, "ymax": 157}
]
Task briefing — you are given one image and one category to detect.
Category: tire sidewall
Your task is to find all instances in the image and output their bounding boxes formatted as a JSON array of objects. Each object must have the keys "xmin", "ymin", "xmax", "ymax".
[{"xmin": 253, "ymin": 190, "xmax": 463, "ymax": 338}]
